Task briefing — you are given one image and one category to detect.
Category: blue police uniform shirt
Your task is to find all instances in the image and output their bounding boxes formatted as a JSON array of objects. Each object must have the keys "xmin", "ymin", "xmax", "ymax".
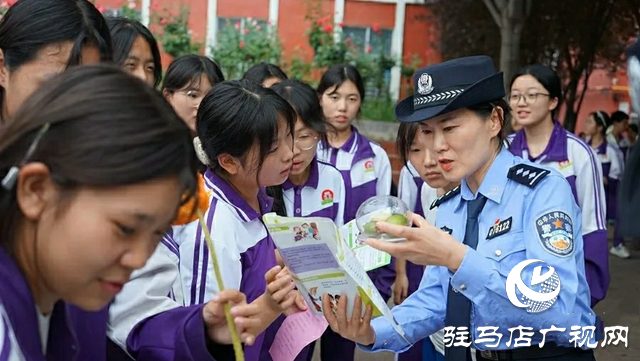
[{"xmin": 360, "ymin": 147, "xmax": 595, "ymax": 353}]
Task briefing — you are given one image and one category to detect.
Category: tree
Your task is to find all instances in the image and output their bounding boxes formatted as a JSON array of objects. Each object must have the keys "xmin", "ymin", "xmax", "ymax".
[
  {"xmin": 428, "ymin": 0, "xmax": 638, "ymax": 132},
  {"xmin": 482, "ymin": 0, "xmax": 532, "ymax": 91}
]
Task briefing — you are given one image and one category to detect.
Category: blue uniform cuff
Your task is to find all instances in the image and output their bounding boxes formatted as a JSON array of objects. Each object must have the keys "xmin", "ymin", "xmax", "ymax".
[
  {"xmin": 357, "ymin": 316, "xmax": 411, "ymax": 353},
  {"xmin": 450, "ymin": 247, "xmax": 493, "ymax": 302}
]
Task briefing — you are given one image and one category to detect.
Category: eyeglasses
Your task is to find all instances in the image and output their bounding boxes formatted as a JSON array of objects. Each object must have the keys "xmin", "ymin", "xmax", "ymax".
[
  {"xmin": 295, "ymin": 134, "xmax": 319, "ymax": 151},
  {"xmin": 509, "ymin": 93, "xmax": 550, "ymax": 105},
  {"xmin": 177, "ymin": 90, "xmax": 205, "ymax": 106}
]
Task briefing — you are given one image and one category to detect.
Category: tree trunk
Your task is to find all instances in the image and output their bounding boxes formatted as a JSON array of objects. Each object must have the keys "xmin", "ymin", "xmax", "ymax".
[
  {"xmin": 500, "ymin": 26, "xmax": 522, "ymax": 91},
  {"xmin": 483, "ymin": 0, "xmax": 531, "ymax": 91}
]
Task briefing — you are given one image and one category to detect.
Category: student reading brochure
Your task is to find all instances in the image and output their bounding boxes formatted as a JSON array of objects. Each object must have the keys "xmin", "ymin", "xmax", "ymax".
[{"xmin": 262, "ymin": 213, "xmax": 406, "ymax": 340}]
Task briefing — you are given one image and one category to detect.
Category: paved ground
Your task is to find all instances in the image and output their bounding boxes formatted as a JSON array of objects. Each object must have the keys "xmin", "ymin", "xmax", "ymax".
[{"xmin": 311, "ymin": 237, "xmax": 640, "ymax": 361}]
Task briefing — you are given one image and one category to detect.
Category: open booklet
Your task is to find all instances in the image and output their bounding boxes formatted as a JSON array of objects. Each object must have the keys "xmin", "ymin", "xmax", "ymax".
[{"xmin": 263, "ymin": 213, "xmax": 406, "ymax": 340}]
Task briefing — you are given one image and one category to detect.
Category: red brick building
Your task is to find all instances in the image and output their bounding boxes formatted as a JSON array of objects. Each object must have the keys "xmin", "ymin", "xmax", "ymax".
[{"xmin": 96, "ymin": 0, "xmax": 634, "ymax": 183}]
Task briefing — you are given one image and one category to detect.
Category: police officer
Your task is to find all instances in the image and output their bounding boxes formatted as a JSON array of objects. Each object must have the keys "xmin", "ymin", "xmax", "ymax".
[{"xmin": 321, "ymin": 56, "xmax": 597, "ymax": 361}]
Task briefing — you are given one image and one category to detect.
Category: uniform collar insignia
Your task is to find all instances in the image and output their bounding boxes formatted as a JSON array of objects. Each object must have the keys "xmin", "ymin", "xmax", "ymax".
[{"xmin": 430, "ymin": 185, "xmax": 461, "ymax": 210}]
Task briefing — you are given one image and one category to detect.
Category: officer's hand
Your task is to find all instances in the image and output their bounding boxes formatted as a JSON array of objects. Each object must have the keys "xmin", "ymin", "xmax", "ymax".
[
  {"xmin": 365, "ymin": 213, "xmax": 467, "ymax": 270},
  {"xmin": 202, "ymin": 289, "xmax": 261, "ymax": 346},
  {"xmin": 321, "ymin": 294, "xmax": 376, "ymax": 346}
]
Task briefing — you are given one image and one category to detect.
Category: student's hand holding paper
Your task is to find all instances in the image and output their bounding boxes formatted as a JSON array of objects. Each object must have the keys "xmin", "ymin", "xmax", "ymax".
[
  {"xmin": 203, "ymin": 289, "xmax": 261, "ymax": 345},
  {"xmin": 264, "ymin": 265, "xmax": 297, "ymax": 312},
  {"xmin": 321, "ymin": 294, "xmax": 376, "ymax": 346},
  {"xmin": 274, "ymin": 266, "xmax": 309, "ymax": 316},
  {"xmin": 283, "ymin": 292, "xmax": 308, "ymax": 316}
]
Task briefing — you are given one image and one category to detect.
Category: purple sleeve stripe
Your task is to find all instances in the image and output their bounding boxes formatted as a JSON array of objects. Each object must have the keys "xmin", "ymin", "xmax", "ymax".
[
  {"xmin": 568, "ymin": 135, "xmax": 606, "ymax": 229},
  {"xmin": 197, "ymin": 204, "xmax": 216, "ymax": 305},
  {"xmin": 191, "ymin": 221, "xmax": 203, "ymax": 305},
  {"xmin": 203, "ymin": 177, "xmax": 250, "ymax": 222},
  {"xmin": 0, "ymin": 316, "xmax": 11, "ymax": 360},
  {"xmin": 161, "ymin": 236, "xmax": 179, "ymax": 258}
]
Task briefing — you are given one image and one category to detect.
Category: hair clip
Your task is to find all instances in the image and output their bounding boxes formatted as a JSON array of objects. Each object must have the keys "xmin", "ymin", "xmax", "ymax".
[
  {"xmin": 1, "ymin": 123, "xmax": 51, "ymax": 191},
  {"xmin": 193, "ymin": 136, "xmax": 212, "ymax": 166}
]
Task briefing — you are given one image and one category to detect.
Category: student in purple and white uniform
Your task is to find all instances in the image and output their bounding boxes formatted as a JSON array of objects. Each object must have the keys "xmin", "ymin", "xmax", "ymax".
[
  {"xmin": 242, "ymin": 62, "xmax": 288, "ymax": 88},
  {"xmin": 394, "ymin": 127, "xmax": 425, "ymax": 307},
  {"xmin": 270, "ymin": 79, "xmax": 346, "ymax": 226},
  {"xmin": 107, "ymin": 16, "xmax": 162, "ymax": 88},
  {"xmin": 173, "ymin": 79, "xmax": 308, "ymax": 361},
  {"xmin": 268, "ymin": 79, "xmax": 347, "ymax": 361},
  {"xmin": 315, "ymin": 64, "xmax": 394, "ymax": 361},
  {"xmin": 0, "ymin": 65, "xmax": 264, "ymax": 361},
  {"xmin": 508, "ymin": 64, "xmax": 609, "ymax": 307},
  {"xmin": 584, "ymin": 111, "xmax": 628, "ymax": 258},
  {"xmin": 607, "ymin": 111, "xmax": 631, "ymax": 156},
  {"xmin": 163, "ymin": 55, "xmax": 225, "ymax": 133}
]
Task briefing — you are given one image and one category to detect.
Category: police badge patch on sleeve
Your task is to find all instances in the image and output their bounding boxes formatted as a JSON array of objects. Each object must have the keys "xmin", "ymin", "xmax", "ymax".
[{"xmin": 535, "ymin": 211, "xmax": 574, "ymax": 257}]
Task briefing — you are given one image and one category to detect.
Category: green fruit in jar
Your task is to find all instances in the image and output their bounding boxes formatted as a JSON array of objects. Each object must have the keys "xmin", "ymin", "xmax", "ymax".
[
  {"xmin": 363, "ymin": 221, "xmax": 380, "ymax": 235},
  {"xmin": 386, "ymin": 214, "xmax": 408, "ymax": 226}
]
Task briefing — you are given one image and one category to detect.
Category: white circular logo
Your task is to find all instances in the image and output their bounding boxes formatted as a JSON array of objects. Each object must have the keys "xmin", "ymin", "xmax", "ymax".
[{"xmin": 506, "ymin": 259, "xmax": 561, "ymax": 313}]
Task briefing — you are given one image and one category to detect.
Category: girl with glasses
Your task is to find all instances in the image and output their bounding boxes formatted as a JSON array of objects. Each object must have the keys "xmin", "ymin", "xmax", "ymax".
[
  {"xmin": 508, "ymin": 65, "xmax": 609, "ymax": 307},
  {"xmin": 267, "ymin": 79, "xmax": 347, "ymax": 361},
  {"xmin": 162, "ymin": 55, "xmax": 225, "ymax": 133},
  {"xmin": 270, "ymin": 79, "xmax": 346, "ymax": 226}
]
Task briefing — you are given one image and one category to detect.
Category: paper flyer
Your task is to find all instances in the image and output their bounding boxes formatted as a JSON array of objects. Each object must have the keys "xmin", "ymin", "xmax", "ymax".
[{"xmin": 263, "ymin": 213, "xmax": 406, "ymax": 342}]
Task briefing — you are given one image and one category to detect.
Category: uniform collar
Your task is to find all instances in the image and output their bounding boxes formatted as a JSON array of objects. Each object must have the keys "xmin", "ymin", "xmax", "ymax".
[
  {"xmin": 0, "ymin": 246, "xmax": 79, "ymax": 359},
  {"xmin": 510, "ymin": 121, "xmax": 567, "ymax": 162},
  {"xmin": 282, "ymin": 157, "xmax": 320, "ymax": 190},
  {"xmin": 320, "ymin": 126, "xmax": 375, "ymax": 162},
  {"xmin": 203, "ymin": 169, "xmax": 273, "ymax": 222},
  {"xmin": 457, "ymin": 147, "xmax": 514, "ymax": 210}
]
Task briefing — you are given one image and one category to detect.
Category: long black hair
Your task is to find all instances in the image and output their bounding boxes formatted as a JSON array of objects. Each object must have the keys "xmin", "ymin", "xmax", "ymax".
[
  {"xmin": 107, "ymin": 16, "xmax": 162, "ymax": 87},
  {"xmin": 0, "ymin": 0, "xmax": 113, "ymax": 113},
  {"xmin": 510, "ymin": 65, "xmax": 562, "ymax": 118},
  {"xmin": 0, "ymin": 65, "xmax": 198, "ymax": 252},
  {"xmin": 163, "ymin": 54, "xmax": 225, "ymax": 93},
  {"xmin": 197, "ymin": 79, "xmax": 296, "ymax": 180},
  {"xmin": 268, "ymin": 79, "xmax": 332, "ymax": 216},
  {"xmin": 242, "ymin": 62, "xmax": 288, "ymax": 85},
  {"xmin": 317, "ymin": 64, "xmax": 365, "ymax": 103}
]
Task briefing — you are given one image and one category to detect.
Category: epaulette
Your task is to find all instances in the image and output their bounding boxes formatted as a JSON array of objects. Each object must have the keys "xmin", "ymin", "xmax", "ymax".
[
  {"xmin": 430, "ymin": 186, "xmax": 461, "ymax": 210},
  {"xmin": 507, "ymin": 163, "xmax": 550, "ymax": 188}
]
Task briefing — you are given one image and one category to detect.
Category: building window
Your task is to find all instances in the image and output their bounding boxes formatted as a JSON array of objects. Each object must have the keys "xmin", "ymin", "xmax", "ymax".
[
  {"xmin": 217, "ymin": 17, "xmax": 268, "ymax": 36},
  {"xmin": 342, "ymin": 25, "xmax": 393, "ymax": 56},
  {"xmin": 103, "ymin": 8, "xmax": 141, "ymax": 20}
]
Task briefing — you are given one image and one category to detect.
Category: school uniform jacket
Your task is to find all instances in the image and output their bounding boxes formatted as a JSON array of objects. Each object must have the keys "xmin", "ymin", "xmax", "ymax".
[
  {"xmin": 590, "ymin": 140, "xmax": 624, "ymax": 221},
  {"xmin": 398, "ymin": 163, "xmax": 425, "ymax": 219},
  {"xmin": 281, "ymin": 158, "xmax": 346, "ymax": 226},
  {"xmin": 173, "ymin": 169, "xmax": 279, "ymax": 361},
  {"xmin": 317, "ymin": 127, "xmax": 396, "ymax": 300},
  {"xmin": 0, "ymin": 244, "xmax": 235, "ymax": 361},
  {"xmin": 508, "ymin": 121, "xmax": 610, "ymax": 307}
]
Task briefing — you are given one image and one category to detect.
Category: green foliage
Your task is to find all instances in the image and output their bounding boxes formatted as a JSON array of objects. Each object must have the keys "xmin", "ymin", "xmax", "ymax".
[
  {"xmin": 361, "ymin": 97, "xmax": 397, "ymax": 123},
  {"xmin": 154, "ymin": 7, "xmax": 201, "ymax": 58},
  {"xmin": 285, "ymin": 47, "xmax": 315, "ymax": 84},
  {"xmin": 117, "ymin": 0, "xmax": 141, "ymax": 22},
  {"xmin": 213, "ymin": 18, "xmax": 283, "ymax": 80}
]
